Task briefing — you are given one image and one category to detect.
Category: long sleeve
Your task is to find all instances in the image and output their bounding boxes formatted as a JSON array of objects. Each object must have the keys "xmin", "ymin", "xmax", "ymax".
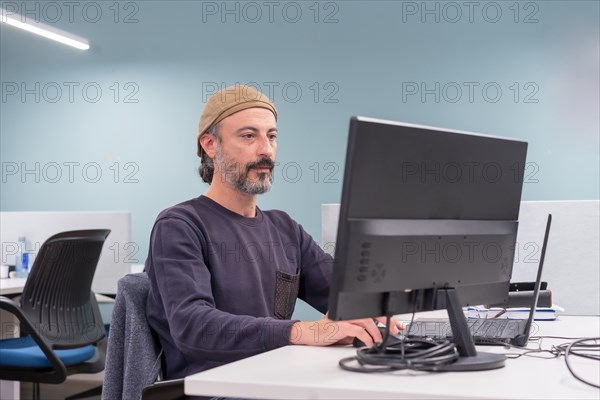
[
  {"xmin": 296, "ymin": 225, "xmax": 334, "ymax": 314},
  {"xmin": 147, "ymin": 216, "xmax": 294, "ymax": 368},
  {"xmin": 145, "ymin": 196, "xmax": 330, "ymax": 379}
]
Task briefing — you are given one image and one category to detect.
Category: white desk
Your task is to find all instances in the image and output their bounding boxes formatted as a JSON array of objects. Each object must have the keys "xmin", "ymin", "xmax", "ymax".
[
  {"xmin": 0, "ymin": 278, "xmax": 27, "ymax": 296},
  {"xmin": 185, "ymin": 314, "xmax": 600, "ymax": 399}
]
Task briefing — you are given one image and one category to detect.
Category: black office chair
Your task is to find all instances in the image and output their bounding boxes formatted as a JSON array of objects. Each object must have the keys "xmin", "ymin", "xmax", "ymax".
[
  {"xmin": 0, "ymin": 229, "xmax": 111, "ymax": 400},
  {"xmin": 102, "ymin": 272, "xmax": 184, "ymax": 400}
]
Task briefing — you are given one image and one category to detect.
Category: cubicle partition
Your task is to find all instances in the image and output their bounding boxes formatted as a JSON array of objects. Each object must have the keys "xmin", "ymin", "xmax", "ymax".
[
  {"xmin": 322, "ymin": 200, "xmax": 600, "ymax": 316},
  {"xmin": 0, "ymin": 211, "xmax": 132, "ymax": 295}
]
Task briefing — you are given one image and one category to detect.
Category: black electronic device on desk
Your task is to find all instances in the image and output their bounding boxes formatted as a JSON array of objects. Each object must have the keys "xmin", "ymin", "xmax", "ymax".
[
  {"xmin": 352, "ymin": 326, "xmax": 404, "ymax": 348},
  {"xmin": 327, "ymin": 116, "xmax": 528, "ymax": 372},
  {"xmin": 409, "ymin": 214, "xmax": 552, "ymax": 347}
]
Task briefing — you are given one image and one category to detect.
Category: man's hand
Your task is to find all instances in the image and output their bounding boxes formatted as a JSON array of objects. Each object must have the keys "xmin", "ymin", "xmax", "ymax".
[{"xmin": 289, "ymin": 314, "xmax": 404, "ymax": 346}]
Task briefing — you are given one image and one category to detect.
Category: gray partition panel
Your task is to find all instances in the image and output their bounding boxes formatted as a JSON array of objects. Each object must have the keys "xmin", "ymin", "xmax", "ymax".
[
  {"xmin": 322, "ymin": 201, "xmax": 600, "ymax": 316},
  {"xmin": 0, "ymin": 211, "xmax": 132, "ymax": 295},
  {"xmin": 513, "ymin": 201, "xmax": 599, "ymax": 316}
]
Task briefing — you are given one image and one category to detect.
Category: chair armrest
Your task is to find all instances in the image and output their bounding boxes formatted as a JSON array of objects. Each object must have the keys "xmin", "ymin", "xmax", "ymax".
[
  {"xmin": 0, "ymin": 296, "xmax": 68, "ymax": 382},
  {"xmin": 0, "ymin": 295, "xmax": 20, "ymax": 312},
  {"xmin": 141, "ymin": 378, "xmax": 185, "ymax": 400},
  {"xmin": 0, "ymin": 296, "xmax": 42, "ymax": 339}
]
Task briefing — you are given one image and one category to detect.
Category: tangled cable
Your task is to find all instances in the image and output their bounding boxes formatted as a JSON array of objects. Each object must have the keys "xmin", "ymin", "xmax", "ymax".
[
  {"xmin": 556, "ymin": 337, "xmax": 600, "ymax": 388},
  {"xmin": 503, "ymin": 335, "xmax": 599, "ymax": 388},
  {"xmin": 339, "ymin": 316, "xmax": 600, "ymax": 387},
  {"xmin": 339, "ymin": 314, "xmax": 459, "ymax": 373}
]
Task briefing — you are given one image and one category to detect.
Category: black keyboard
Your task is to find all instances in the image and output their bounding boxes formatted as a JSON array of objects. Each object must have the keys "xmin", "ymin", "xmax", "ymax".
[
  {"xmin": 470, "ymin": 319, "xmax": 511, "ymax": 338},
  {"xmin": 408, "ymin": 318, "xmax": 526, "ymax": 345}
]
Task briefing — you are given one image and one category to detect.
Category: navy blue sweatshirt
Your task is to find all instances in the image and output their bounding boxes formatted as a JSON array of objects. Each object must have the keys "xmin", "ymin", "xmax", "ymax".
[{"xmin": 145, "ymin": 196, "xmax": 333, "ymax": 379}]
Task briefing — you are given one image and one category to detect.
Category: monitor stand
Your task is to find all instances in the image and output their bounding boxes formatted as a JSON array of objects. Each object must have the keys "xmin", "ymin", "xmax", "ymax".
[{"xmin": 435, "ymin": 288, "xmax": 506, "ymax": 371}]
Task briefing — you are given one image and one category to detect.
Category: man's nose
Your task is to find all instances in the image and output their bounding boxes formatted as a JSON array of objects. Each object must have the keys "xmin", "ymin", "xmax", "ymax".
[{"xmin": 257, "ymin": 135, "xmax": 275, "ymax": 158}]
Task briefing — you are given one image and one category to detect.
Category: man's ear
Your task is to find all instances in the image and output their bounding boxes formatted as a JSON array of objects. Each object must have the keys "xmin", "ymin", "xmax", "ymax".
[{"xmin": 199, "ymin": 134, "xmax": 217, "ymax": 159}]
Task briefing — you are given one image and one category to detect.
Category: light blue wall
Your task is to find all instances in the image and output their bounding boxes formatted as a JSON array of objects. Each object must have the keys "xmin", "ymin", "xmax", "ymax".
[{"xmin": 1, "ymin": 1, "xmax": 598, "ymax": 295}]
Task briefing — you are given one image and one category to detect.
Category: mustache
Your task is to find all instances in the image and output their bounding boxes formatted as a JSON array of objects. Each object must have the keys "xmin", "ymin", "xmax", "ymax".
[{"xmin": 246, "ymin": 158, "xmax": 275, "ymax": 172}]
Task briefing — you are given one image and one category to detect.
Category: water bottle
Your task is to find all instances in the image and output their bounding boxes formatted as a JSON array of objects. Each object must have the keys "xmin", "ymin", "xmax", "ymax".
[{"xmin": 15, "ymin": 236, "xmax": 29, "ymax": 278}]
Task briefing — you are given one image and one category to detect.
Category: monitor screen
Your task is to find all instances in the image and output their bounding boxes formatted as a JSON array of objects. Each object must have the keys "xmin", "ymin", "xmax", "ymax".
[{"xmin": 328, "ymin": 116, "xmax": 528, "ymax": 321}]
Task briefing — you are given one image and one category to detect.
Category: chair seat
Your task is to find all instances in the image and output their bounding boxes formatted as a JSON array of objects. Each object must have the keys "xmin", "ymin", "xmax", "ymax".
[{"xmin": 0, "ymin": 336, "xmax": 95, "ymax": 368}]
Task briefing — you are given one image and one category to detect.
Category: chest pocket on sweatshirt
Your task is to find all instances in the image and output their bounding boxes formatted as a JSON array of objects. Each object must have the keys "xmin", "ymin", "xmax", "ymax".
[{"xmin": 274, "ymin": 270, "xmax": 300, "ymax": 320}]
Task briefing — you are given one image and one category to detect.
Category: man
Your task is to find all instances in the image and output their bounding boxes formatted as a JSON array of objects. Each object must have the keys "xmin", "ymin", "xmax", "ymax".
[{"xmin": 145, "ymin": 84, "xmax": 402, "ymax": 380}]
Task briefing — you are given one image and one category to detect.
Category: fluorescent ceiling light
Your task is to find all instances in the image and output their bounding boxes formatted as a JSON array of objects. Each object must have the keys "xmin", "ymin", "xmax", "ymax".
[{"xmin": 0, "ymin": 8, "xmax": 89, "ymax": 50}]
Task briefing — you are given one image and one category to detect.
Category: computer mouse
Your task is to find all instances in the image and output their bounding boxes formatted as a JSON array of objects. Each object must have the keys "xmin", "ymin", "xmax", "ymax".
[
  {"xmin": 352, "ymin": 336, "xmax": 369, "ymax": 348},
  {"xmin": 352, "ymin": 326, "xmax": 403, "ymax": 348}
]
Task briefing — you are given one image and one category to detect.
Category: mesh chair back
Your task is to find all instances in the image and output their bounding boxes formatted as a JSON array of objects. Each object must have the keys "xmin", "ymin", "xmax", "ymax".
[{"xmin": 19, "ymin": 229, "xmax": 111, "ymax": 349}]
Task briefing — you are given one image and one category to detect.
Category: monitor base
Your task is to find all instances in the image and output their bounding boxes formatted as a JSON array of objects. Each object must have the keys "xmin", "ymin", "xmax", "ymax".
[{"xmin": 435, "ymin": 352, "xmax": 506, "ymax": 371}]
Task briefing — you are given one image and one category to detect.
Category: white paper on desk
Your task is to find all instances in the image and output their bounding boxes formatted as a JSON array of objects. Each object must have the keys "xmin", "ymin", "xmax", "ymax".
[{"xmin": 466, "ymin": 306, "xmax": 557, "ymax": 320}]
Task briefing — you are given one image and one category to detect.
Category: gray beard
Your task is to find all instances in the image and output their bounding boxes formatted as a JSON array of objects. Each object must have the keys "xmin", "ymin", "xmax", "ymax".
[{"xmin": 215, "ymin": 146, "xmax": 273, "ymax": 195}]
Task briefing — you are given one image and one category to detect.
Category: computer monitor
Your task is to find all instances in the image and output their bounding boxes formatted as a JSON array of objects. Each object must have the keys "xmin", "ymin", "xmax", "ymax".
[{"xmin": 327, "ymin": 116, "xmax": 528, "ymax": 370}]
